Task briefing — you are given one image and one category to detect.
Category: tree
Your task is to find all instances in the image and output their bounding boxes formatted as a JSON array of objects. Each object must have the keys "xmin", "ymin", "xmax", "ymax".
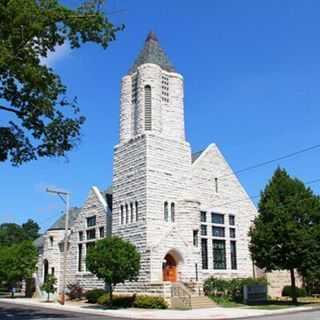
[
  {"xmin": 86, "ymin": 236, "xmax": 140, "ymax": 302},
  {"xmin": 41, "ymin": 274, "xmax": 57, "ymax": 301},
  {"xmin": 249, "ymin": 168, "xmax": 320, "ymax": 304},
  {"xmin": 0, "ymin": 241, "xmax": 37, "ymax": 296},
  {"xmin": 0, "ymin": 219, "xmax": 41, "ymax": 245},
  {"xmin": 0, "ymin": 223, "xmax": 26, "ymax": 246},
  {"xmin": 22, "ymin": 219, "xmax": 40, "ymax": 241},
  {"xmin": 0, "ymin": 0, "xmax": 123, "ymax": 165}
]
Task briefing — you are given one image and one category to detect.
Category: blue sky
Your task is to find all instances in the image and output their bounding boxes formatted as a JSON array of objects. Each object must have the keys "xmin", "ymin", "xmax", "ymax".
[{"xmin": 1, "ymin": 0, "xmax": 319, "ymax": 231}]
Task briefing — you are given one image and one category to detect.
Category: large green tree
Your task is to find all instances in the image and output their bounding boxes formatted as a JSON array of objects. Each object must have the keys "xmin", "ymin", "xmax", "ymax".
[
  {"xmin": 0, "ymin": 0, "xmax": 123, "ymax": 165},
  {"xmin": 249, "ymin": 168, "xmax": 320, "ymax": 303},
  {"xmin": 86, "ymin": 236, "xmax": 140, "ymax": 302},
  {"xmin": 0, "ymin": 241, "xmax": 37, "ymax": 295},
  {"xmin": 0, "ymin": 219, "xmax": 40, "ymax": 245}
]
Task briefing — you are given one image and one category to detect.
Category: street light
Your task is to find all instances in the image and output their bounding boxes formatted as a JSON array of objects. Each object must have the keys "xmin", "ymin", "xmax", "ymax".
[{"xmin": 46, "ymin": 187, "xmax": 70, "ymax": 305}]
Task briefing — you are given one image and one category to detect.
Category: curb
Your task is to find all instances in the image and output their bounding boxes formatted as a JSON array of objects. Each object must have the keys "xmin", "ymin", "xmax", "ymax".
[{"xmin": 1, "ymin": 298, "xmax": 319, "ymax": 320}]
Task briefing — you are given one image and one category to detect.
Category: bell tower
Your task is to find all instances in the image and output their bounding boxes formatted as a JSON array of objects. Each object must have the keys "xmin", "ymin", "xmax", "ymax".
[{"xmin": 113, "ymin": 32, "xmax": 200, "ymax": 285}]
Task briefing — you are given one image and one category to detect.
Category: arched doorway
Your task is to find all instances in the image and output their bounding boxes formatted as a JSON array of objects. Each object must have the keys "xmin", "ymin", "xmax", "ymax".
[
  {"xmin": 43, "ymin": 259, "xmax": 49, "ymax": 282},
  {"xmin": 163, "ymin": 253, "xmax": 177, "ymax": 282}
]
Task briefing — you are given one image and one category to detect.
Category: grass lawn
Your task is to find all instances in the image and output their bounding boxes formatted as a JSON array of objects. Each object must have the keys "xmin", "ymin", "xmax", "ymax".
[{"xmin": 209, "ymin": 295, "xmax": 320, "ymax": 310}]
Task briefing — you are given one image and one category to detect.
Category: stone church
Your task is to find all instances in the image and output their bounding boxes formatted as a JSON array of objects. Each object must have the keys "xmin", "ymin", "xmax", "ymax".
[{"xmin": 35, "ymin": 32, "xmax": 258, "ymax": 300}]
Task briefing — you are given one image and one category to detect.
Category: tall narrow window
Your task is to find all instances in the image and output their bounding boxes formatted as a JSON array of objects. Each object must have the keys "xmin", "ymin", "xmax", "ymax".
[
  {"xmin": 213, "ymin": 240, "xmax": 226, "ymax": 270},
  {"xmin": 120, "ymin": 205, "xmax": 124, "ymax": 225},
  {"xmin": 135, "ymin": 201, "xmax": 139, "ymax": 221},
  {"xmin": 171, "ymin": 203, "xmax": 175, "ymax": 222},
  {"xmin": 164, "ymin": 202, "xmax": 168, "ymax": 221},
  {"xmin": 201, "ymin": 238, "xmax": 208, "ymax": 269},
  {"xmin": 231, "ymin": 241, "xmax": 237, "ymax": 270},
  {"xmin": 49, "ymin": 236, "xmax": 54, "ymax": 247},
  {"xmin": 125, "ymin": 204, "xmax": 129, "ymax": 224},
  {"xmin": 130, "ymin": 202, "xmax": 134, "ymax": 223},
  {"xmin": 215, "ymin": 177, "xmax": 218, "ymax": 193},
  {"xmin": 78, "ymin": 244, "xmax": 83, "ymax": 272},
  {"xmin": 193, "ymin": 230, "xmax": 199, "ymax": 247},
  {"xmin": 144, "ymin": 85, "xmax": 152, "ymax": 131}
]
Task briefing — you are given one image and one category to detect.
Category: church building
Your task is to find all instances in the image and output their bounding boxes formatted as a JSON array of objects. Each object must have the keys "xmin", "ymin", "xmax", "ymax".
[{"xmin": 35, "ymin": 32, "xmax": 258, "ymax": 301}]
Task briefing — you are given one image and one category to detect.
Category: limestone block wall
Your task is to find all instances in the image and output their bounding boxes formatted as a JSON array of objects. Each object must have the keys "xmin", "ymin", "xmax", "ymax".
[
  {"xmin": 267, "ymin": 270, "xmax": 303, "ymax": 297},
  {"xmin": 39, "ymin": 230, "xmax": 64, "ymax": 290},
  {"xmin": 119, "ymin": 64, "xmax": 185, "ymax": 143},
  {"xmin": 65, "ymin": 187, "xmax": 108, "ymax": 291},
  {"xmin": 112, "ymin": 135, "xmax": 149, "ymax": 281},
  {"xmin": 191, "ymin": 144, "xmax": 257, "ymax": 280},
  {"xmin": 145, "ymin": 133, "xmax": 200, "ymax": 282}
]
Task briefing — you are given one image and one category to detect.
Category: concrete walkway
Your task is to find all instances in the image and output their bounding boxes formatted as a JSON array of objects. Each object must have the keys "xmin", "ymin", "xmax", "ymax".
[{"xmin": 0, "ymin": 297, "xmax": 318, "ymax": 319}]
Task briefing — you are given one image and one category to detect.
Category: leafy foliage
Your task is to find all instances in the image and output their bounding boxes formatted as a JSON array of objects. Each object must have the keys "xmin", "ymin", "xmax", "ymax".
[
  {"xmin": 0, "ymin": 219, "xmax": 40, "ymax": 245},
  {"xmin": 203, "ymin": 276, "xmax": 267, "ymax": 302},
  {"xmin": 249, "ymin": 168, "xmax": 320, "ymax": 303},
  {"xmin": 86, "ymin": 236, "xmax": 140, "ymax": 301},
  {"xmin": 67, "ymin": 282, "xmax": 84, "ymax": 300},
  {"xmin": 97, "ymin": 293, "xmax": 135, "ymax": 308},
  {"xmin": 282, "ymin": 286, "xmax": 307, "ymax": 298},
  {"xmin": 85, "ymin": 288, "xmax": 106, "ymax": 303},
  {"xmin": 41, "ymin": 274, "xmax": 57, "ymax": 301},
  {"xmin": 0, "ymin": 0, "xmax": 123, "ymax": 165},
  {"xmin": 133, "ymin": 295, "xmax": 168, "ymax": 309},
  {"xmin": 0, "ymin": 241, "xmax": 37, "ymax": 291}
]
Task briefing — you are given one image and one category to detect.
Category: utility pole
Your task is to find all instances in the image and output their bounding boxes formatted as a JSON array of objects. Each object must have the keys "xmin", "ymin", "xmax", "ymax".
[{"xmin": 46, "ymin": 188, "xmax": 70, "ymax": 305}]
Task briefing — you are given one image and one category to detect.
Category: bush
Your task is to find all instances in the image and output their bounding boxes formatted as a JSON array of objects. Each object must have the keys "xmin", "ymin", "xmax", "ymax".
[
  {"xmin": 85, "ymin": 289, "xmax": 107, "ymax": 303},
  {"xmin": 97, "ymin": 293, "xmax": 135, "ymax": 308},
  {"xmin": 203, "ymin": 277, "xmax": 268, "ymax": 302},
  {"xmin": 282, "ymin": 286, "xmax": 307, "ymax": 298},
  {"xmin": 133, "ymin": 295, "xmax": 168, "ymax": 309},
  {"xmin": 67, "ymin": 282, "xmax": 84, "ymax": 300}
]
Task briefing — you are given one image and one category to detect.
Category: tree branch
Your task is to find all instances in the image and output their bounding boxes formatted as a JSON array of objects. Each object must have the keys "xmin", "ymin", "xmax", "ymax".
[{"xmin": 0, "ymin": 105, "xmax": 20, "ymax": 115}]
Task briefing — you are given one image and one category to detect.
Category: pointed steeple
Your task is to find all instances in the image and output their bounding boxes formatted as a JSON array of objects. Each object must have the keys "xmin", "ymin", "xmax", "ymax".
[{"xmin": 129, "ymin": 32, "xmax": 176, "ymax": 74}]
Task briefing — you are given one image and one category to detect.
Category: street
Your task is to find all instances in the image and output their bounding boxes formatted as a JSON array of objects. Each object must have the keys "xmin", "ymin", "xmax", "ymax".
[{"xmin": 1, "ymin": 302, "xmax": 320, "ymax": 320}]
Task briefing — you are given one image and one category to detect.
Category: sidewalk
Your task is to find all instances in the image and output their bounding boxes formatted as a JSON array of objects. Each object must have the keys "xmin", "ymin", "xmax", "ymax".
[{"xmin": 0, "ymin": 297, "xmax": 318, "ymax": 319}]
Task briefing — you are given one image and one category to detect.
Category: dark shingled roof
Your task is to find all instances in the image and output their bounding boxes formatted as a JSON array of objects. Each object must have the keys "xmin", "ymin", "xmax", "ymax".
[
  {"xmin": 192, "ymin": 150, "xmax": 204, "ymax": 163},
  {"xmin": 33, "ymin": 235, "xmax": 44, "ymax": 249},
  {"xmin": 129, "ymin": 32, "xmax": 176, "ymax": 74},
  {"xmin": 48, "ymin": 207, "xmax": 81, "ymax": 230}
]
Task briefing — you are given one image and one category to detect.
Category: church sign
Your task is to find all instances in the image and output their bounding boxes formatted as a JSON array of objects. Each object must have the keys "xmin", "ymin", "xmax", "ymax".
[{"xmin": 243, "ymin": 284, "xmax": 267, "ymax": 304}]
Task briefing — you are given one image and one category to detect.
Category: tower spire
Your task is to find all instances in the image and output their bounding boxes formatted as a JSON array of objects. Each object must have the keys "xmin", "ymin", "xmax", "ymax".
[{"xmin": 128, "ymin": 31, "xmax": 175, "ymax": 74}]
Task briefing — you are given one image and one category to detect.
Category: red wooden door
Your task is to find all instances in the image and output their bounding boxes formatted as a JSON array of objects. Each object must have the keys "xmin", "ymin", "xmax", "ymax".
[{"xmin": 163, "ymin": 254, "xmax": 177, "ymax": 282}]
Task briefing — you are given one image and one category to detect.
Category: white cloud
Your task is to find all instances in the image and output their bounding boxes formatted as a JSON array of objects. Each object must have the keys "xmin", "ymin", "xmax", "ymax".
[{"xmin": 40, "ymin": 42, "xmax": 71, "ymax": 67}]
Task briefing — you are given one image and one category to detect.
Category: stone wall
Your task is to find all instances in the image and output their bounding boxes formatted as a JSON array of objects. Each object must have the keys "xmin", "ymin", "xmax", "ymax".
[
  {"xmin": 65, "ymin": 187, "xmax": 108, "ymax": 291},
  {"xmin": 191, "ymin": 144, "xmax": 257, "ymax": 280}
]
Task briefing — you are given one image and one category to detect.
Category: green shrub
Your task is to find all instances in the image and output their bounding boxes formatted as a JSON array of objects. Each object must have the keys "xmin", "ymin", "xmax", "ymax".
[
  {"xmin": 204, "ymin": 277, "xmax": 268, "ymax": 302},
  {"xmin": 133, "ymin": 295, "xmax": 168, "ymax": 309},
  {"xmin": 85, "ymin": 289, "xmax": 107, "ymax": 303},
  {"xmin": 282, "ymin": 286, "xmax": 307, "ymax": 298},
  {"xmin": 97, "ymin": 293, "xmax": 135, "ymax": 308}
]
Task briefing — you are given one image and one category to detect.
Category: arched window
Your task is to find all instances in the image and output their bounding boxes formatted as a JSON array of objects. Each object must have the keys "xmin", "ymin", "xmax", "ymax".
[
  {"xmin": 120, "ymin": 205, "xmax": 124, "ymax": 225},
  {"xmin": 125, "ymin": 204, "xmax": 129, "ymax": 224},
  {"xmin": 171, "ymin": 203, "xmax": 175, "ymax": 222},
  {"xmin": 144, "ymin": 85, "xmax": 152, "ymax": 131},
  {"xmin": 135, "ymin": 201, "xmax": 139, "ymax": 221},
  {"xmin": 130, "ymin": 202, "xmax": 134, "ymax": 223},
  {"xmin": 164, "ymin": 202, "xmax": 169, "ymax": 222}
]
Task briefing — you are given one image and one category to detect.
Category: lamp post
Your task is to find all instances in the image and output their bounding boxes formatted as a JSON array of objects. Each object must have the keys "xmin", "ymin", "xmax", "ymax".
[{"xmin": 46, "ymin": 187, "xmax": 70, "ymax": 305}]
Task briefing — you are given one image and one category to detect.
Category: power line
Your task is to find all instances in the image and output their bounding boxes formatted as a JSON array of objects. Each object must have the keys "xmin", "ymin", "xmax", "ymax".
[
  {"xmin": 218, "ymin": 144, "xmax": 320, "ymax": 179},
  {"xmin": 213, "ymin": 177, "xmax": 320, "ymax": 208}
]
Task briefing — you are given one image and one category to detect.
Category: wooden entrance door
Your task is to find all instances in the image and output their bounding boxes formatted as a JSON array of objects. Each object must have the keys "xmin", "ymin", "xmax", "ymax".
[{"xmin": 163, "ymin": 254, "xmax": 177, "ymax": 282}]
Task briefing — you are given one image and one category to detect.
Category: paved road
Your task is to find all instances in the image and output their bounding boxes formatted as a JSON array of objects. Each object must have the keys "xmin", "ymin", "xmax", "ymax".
[
  {"xmin": 1, "ymin": 301, "xmax": 320, "ymax": 320},
  {"xmin": 0, "ymin": 301, "xmax": 122, "ymax": 320}
]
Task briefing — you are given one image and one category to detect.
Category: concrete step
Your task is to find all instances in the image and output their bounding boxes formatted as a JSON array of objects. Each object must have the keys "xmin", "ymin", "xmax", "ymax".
[{"xmin": 190, "ymin": 296, "xmax": 216, "ymax": 309}]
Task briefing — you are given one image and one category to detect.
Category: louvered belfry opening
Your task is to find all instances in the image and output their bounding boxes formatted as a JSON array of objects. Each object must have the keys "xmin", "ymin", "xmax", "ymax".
[{"xmin": 144, "ymin": 85, "xmax": 152, "ymax": 131}]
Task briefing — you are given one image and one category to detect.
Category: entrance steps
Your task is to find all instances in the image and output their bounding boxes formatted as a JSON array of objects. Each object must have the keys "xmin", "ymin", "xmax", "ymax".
[
  {"xmin": 190, "ymin": 296, "xmax": 216, "ymax": 309},
  {"xmin": 170, "ymin": 282, "xmax": 216, "ymax": 309}
]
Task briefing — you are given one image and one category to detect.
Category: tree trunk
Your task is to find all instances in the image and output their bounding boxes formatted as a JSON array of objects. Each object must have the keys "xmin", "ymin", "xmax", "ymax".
[
  {"xmin": 110, "ymin": 284, "xmax": 113, "ymax": 305},
  {"xmin": 290, "ymin": 268, "xmax": 298, "ymax": 304},
  {"xmin": 47, "ymin": 292, "xmax": 50, "ymax": 302}
]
